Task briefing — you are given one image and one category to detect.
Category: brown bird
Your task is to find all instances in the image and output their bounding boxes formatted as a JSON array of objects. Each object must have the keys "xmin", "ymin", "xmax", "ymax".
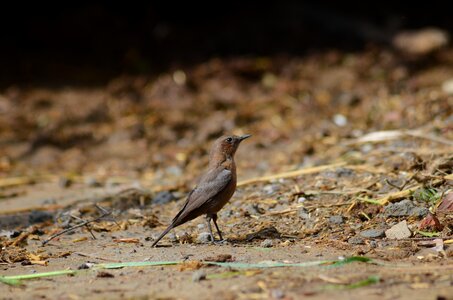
[{"xmin": 151, "ymin": 134, "xmax": 251, "ymax": 247}]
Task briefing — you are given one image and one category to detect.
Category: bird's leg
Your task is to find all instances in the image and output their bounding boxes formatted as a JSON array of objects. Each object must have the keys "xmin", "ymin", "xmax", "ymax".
[
  {"xmin": 211, "ymin": 214, "xmax": 224, "ymax": 241},
  {"xmin": 205, "ymin": 215, "xmax": 215, "ymax": 243}
]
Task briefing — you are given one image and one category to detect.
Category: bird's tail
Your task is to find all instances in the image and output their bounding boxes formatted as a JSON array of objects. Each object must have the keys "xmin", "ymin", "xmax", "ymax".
[{"xmin": 151, "ymin": 224, "xmax": 174, "ymax": 247}]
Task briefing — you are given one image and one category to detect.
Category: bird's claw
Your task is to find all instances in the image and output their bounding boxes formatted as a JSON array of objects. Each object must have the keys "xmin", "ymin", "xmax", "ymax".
[{"xmin": 211, "ymin": 239, "xmax": 228, "ymax": 245}]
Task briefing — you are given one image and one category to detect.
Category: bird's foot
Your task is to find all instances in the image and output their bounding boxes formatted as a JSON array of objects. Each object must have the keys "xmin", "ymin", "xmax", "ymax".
[{"xmin": 211, "ymin": 239, "xmax": 228, "ymax": 245}]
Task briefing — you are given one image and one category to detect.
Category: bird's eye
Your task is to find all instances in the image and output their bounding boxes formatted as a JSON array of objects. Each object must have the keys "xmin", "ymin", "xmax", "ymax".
[{"xmin": 226, "ymin": 137, "xmax": 233, "ymax": 143}]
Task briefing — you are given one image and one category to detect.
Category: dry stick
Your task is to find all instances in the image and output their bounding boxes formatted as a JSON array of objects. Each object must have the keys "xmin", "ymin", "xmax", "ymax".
[
  {"xmin": 237, "ymin": 162, "xmax": 346, "ymax": 186},
  {"xmin": 70, "ymin": 214, "xmax": 96, "ymax": 240},
  {"xmin": 74, "ymin": 252, "xmax": 121, "ymax": 262},
  {"xmin": 42, "ymin": 210, "xmax": 112, "ymax": 245},
  {"xmin": 377, "ymin": 174, "xmax": 453, "ymax": 206}
]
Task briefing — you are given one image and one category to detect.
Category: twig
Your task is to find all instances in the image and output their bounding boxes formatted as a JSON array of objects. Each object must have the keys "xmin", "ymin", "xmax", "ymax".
[
  {"xmin": 237, "ymin": 162, "xmax": 346, "ymax": 186},
  {"xmin": 70, "ymin": 214, "xmax": 96, "ymax": 240},
  {"xmin": 74, "ymin": 252, "xmax": 121, "ymax": 262},
  {"xmin": 95, "ymin": 204, "xmax": 121, "ymax": 229},
  {"xmin": 42, "ymin": 209, "xmax": 112, "ymax": 245},
  {"xmin": 377, "ymin": 174, "xmax": 453, "ymax": 205}
]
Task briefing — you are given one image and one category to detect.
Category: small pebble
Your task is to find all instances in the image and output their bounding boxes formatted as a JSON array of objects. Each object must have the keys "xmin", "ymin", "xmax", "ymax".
[
  {"xmin": 84, "ymin": 176, "xmax": 101, "ymax": 187},
  {"xmin": 167, "ymin": 233, "xmax": 178, "ymax": 242},
  {"xmin": 153, "ymin": 191, "xmax": 176, "ymax": 205},
  {"xmin": 329, "ymin": 215, "xmax": 344, "ymax": 225},
  {"xmin": 298, "ymin": 208, "xmax": 310, "ymax": 220},
  {"xmin": 359, "ymin": 229, "xmax": 385, "ymax": 238},
  {"xmin": 192, "ymin": 270, "xmax": 206, "ymax": 282},
  {"xmin": 385, "ymin": 220, "xmax": 411, "ymax": 240},
  {"xmin": 261, "ymin": 239, "xmax": 274, "ymax": 248},
  {"xmin": 197, "ymin": 223, "xmax": 206, "ymax": 229},
  {"xmin": 333, "ymin": 114, "xmax": 348, "ymax": 127},
  {"xmin": 197, "ymin": 232, "xmax": 212, "ymax": 243},
  {"xmin": 297, "ymin": 197, "xmax": 306, "ymax": 203},
  {"xmin": 348, "ymin": 236, "xmax": 364, "ymax": 245},
  {"xmin": 270, "ymin": 289, "xmax": 285, "ymax": 299},
  {"xmin": 58, "ymin": 177, "xmax": 72, "ymax": 188}
]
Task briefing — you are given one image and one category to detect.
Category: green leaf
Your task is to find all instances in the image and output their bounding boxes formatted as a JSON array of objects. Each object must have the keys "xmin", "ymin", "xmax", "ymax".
[
  {"xmin": 0, "ymin": 276, "xmax": 22, "ymax": 286},
  {"xmin": 4, "ymin": 269, "xmax": 77, "ymax": 280},
  {"xmin": 96, "ymin": 261, "xmax": 179, "ymax": 269},
  {"xmin": 329, "ymin": 256, "xmax": 372, "ymax": 267},
  {"xmin": 415, "ymin": 230, "xmax": 441, "ymax": 237},
  {"xmin": 205, "ymin": 260, "xmax": 331, "ymax": 269},
  {"xmin": 324, "ymin": 275, "xmax": 380, "ymax": 290},
  {"xmin": 345, "ymin": 275, "xmax": 380, "ymax": 289}
]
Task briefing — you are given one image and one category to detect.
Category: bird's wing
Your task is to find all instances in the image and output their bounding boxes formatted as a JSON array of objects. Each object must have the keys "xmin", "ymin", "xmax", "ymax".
[{"xmin": 171, "ymin": 167, "xmax": 232, "ymax": 224}]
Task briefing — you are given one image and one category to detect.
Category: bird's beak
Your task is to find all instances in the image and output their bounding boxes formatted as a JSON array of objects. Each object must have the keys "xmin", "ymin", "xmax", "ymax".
[{"xmin": 238, "ymin": 134, "xmax": 252, "ymax": 141}]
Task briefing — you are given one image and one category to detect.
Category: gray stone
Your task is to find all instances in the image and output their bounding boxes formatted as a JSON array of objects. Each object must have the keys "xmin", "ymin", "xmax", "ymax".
[
  {"xmin": 263, "ymin": 184, "xmax": 280, "ymax": 195},
  {"xmin": 261, "ymin": 239, "xmax": 274, "ymax": 248},
  {"xmin": 197, "ymin": 232, "xmax": 212, "ymax": 243},
  {"xmin": 29, "ymin": 210, "xmax": 53, "ymax": 224},
  {"xmin": 383, "ymin": 200, "xmax": 428, "ymax": 218},
  {"xmin": 167, "ymin": 232, "xmax": 178, "ymax": 242},
  {"xmin": 270, "ymin": 289, "xmax": 285, "ymax": 299},
  {"xmin": 192, "ymin": 270, "xmax": 206, "ymax": 282},
  {"xmin": 385, "ymin": 220, "xmax": 411, "ymax": 240},
  {"xmin": 348, "ymin": 236, "xmax": 365, "ymax": 245},
  {"xmin": 298, "ymin": 208, "xmax": 310, "ymax": 220},
  {"xmin": 359, "ymin": 229, "xmax": 385, "ymax": 238},
  {"xmin": 329, "ymin": 215, "xmax": 344, "ymax": 225},
  {"xmin": 153, "ymin": 191, "xmax": 176, "ymax": 205},
  {"xmin": 84, "ymin": 176, "xmax": 101, "ymax": 187}
]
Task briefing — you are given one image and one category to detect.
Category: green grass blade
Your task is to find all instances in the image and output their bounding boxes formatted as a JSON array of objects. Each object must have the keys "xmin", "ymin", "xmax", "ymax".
[
  {"xmin": 415, "ymin": 230, "xmax": 441, "ymax": 237},
  {"xmin": 5, "ymin": 270, "xmax": 77, "ymax": 281},
  {"xmin": 324, "ymin": 275, "xmax": 380, "ymax": 290},
  {"xmin": 344, "ymin": 275, "xmax": 380, "ymax": 289},
  {"xmin": 96, "ymin": 261, "xmax": 179, "ymax": 269},
  {"xmin": 328, "ymin": 256, "xmax": 372, "ymax": 267},
  {"xmin": 205, "ymin": 260, "xmax": 332, "ymax": 268},
  {"xmin": 0, "ymin": 276, "xmax": 22, "ymax": 286}
]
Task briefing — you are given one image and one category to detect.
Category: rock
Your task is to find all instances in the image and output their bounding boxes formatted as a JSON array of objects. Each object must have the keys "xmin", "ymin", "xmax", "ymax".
[
  {"xmin": 359, "ymin": 229, "xmax": 385, "ymax": 238},
  {"xmin": 167, "ymin": 233, "xmax": 178, "ymax": 242},
  {"xmin": 261, "ymin": 239, "xmax": 274, "ymax": 248},
  {"xmin": 197, "ymin": 232, "xmax": 212, "ymax": 243},
  {"xmin": 192, "ymin": 270, "xmax": 206, "ymax": 282},
  {"xmin": 58, "ymin": 177, "xmax": 72, "ymax": 188},
  {"xmin": 333, "ymin": 114, "xmax": 348, "ymax": 127},
  {"xmin": 298, "ymin": 208, "xmax": 310, "ymax": 220},
  {"xmin": 28, "ymin": 210, "xmax": 53, "ymax": 224},
  {"xmin": 348, "ymin": 236, "xmax": 364, "ymax": 245},
  {"xmin": 385, "ymin": 220, "xmax": 411, "ymax": 240},
  {"xmin": 153, "ymin": 191, "xmax": 176, "ymax": 205},
  {"xmin": 96, "ymin": 271, "xmax": 114, "ymax": 278},
  {"xmin": 246, "ymin": 204, "xmax": 264, "ymax": 215},
  {"xmin": 383, "ymin": 200, "xmax": 428, "ymax": 218},
  {"xmin": 270, "ymin": 289, "xmax": 285, "ymax": 299},
  {"xmin": 297, "ymin": 196, "xmax": 306, "ymax": 203},
  {"xmin": 197, "ymin": 223, "xmax": 205, "ymax": 230},
  {"xmin": 392, "ymin": 27, "xmax": 449, "ymax": 56},
  {"xmin": 84, "ymin": 176, "xmax": 101, "ymax": 187},
  {"xmin": 263, "ymin": 184, "xmax": 279, "ymax": 195},
  {"xmin": 329, "ymin": 215, "xmax": 344, "ymax": 225}
]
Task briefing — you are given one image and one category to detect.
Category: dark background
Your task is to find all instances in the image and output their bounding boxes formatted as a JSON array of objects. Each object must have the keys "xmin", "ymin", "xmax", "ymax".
[{"xmin": 1, "ymin": 1, "xmax": 452, "ymax": 86}]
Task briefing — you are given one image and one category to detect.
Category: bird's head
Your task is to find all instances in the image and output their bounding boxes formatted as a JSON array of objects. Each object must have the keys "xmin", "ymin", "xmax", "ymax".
[{"xmin": 209, "ymin": 134, "xmax": 251, "ymax": 162}]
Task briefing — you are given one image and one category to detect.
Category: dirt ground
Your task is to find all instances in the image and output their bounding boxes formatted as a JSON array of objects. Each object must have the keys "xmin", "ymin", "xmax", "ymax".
[{"xmin": 1, "ymin": 45, "xmax": 453, "ymax": 299}]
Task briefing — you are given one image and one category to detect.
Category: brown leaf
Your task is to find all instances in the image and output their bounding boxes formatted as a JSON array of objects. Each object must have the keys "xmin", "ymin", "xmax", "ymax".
[
  {"xmin": 113, "ymin": 238, "xmax": 140, "ymax": 244},
  {"xmin": 96, "ymin": 271, "xmax": 115, "ymax": 278},
  {"xmin": 203, "ymin": 254, "xmax": 234, "ymax": 262},
  {"xmin": 419, "ymin": 212, "xmax": 444, "ymax": 231},
  {"xmin": 437, "ymin": 192, "xmax": 453, "ymax": 212},
  {"xmin": 178, "ymin": 260, "xmax": 203, "ymax": 271}
]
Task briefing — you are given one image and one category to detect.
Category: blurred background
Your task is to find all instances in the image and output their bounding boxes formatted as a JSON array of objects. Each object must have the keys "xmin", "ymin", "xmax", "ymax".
[{"xmin": 0, "ymin": 1, "xmax": 452, "ymax": 186}]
